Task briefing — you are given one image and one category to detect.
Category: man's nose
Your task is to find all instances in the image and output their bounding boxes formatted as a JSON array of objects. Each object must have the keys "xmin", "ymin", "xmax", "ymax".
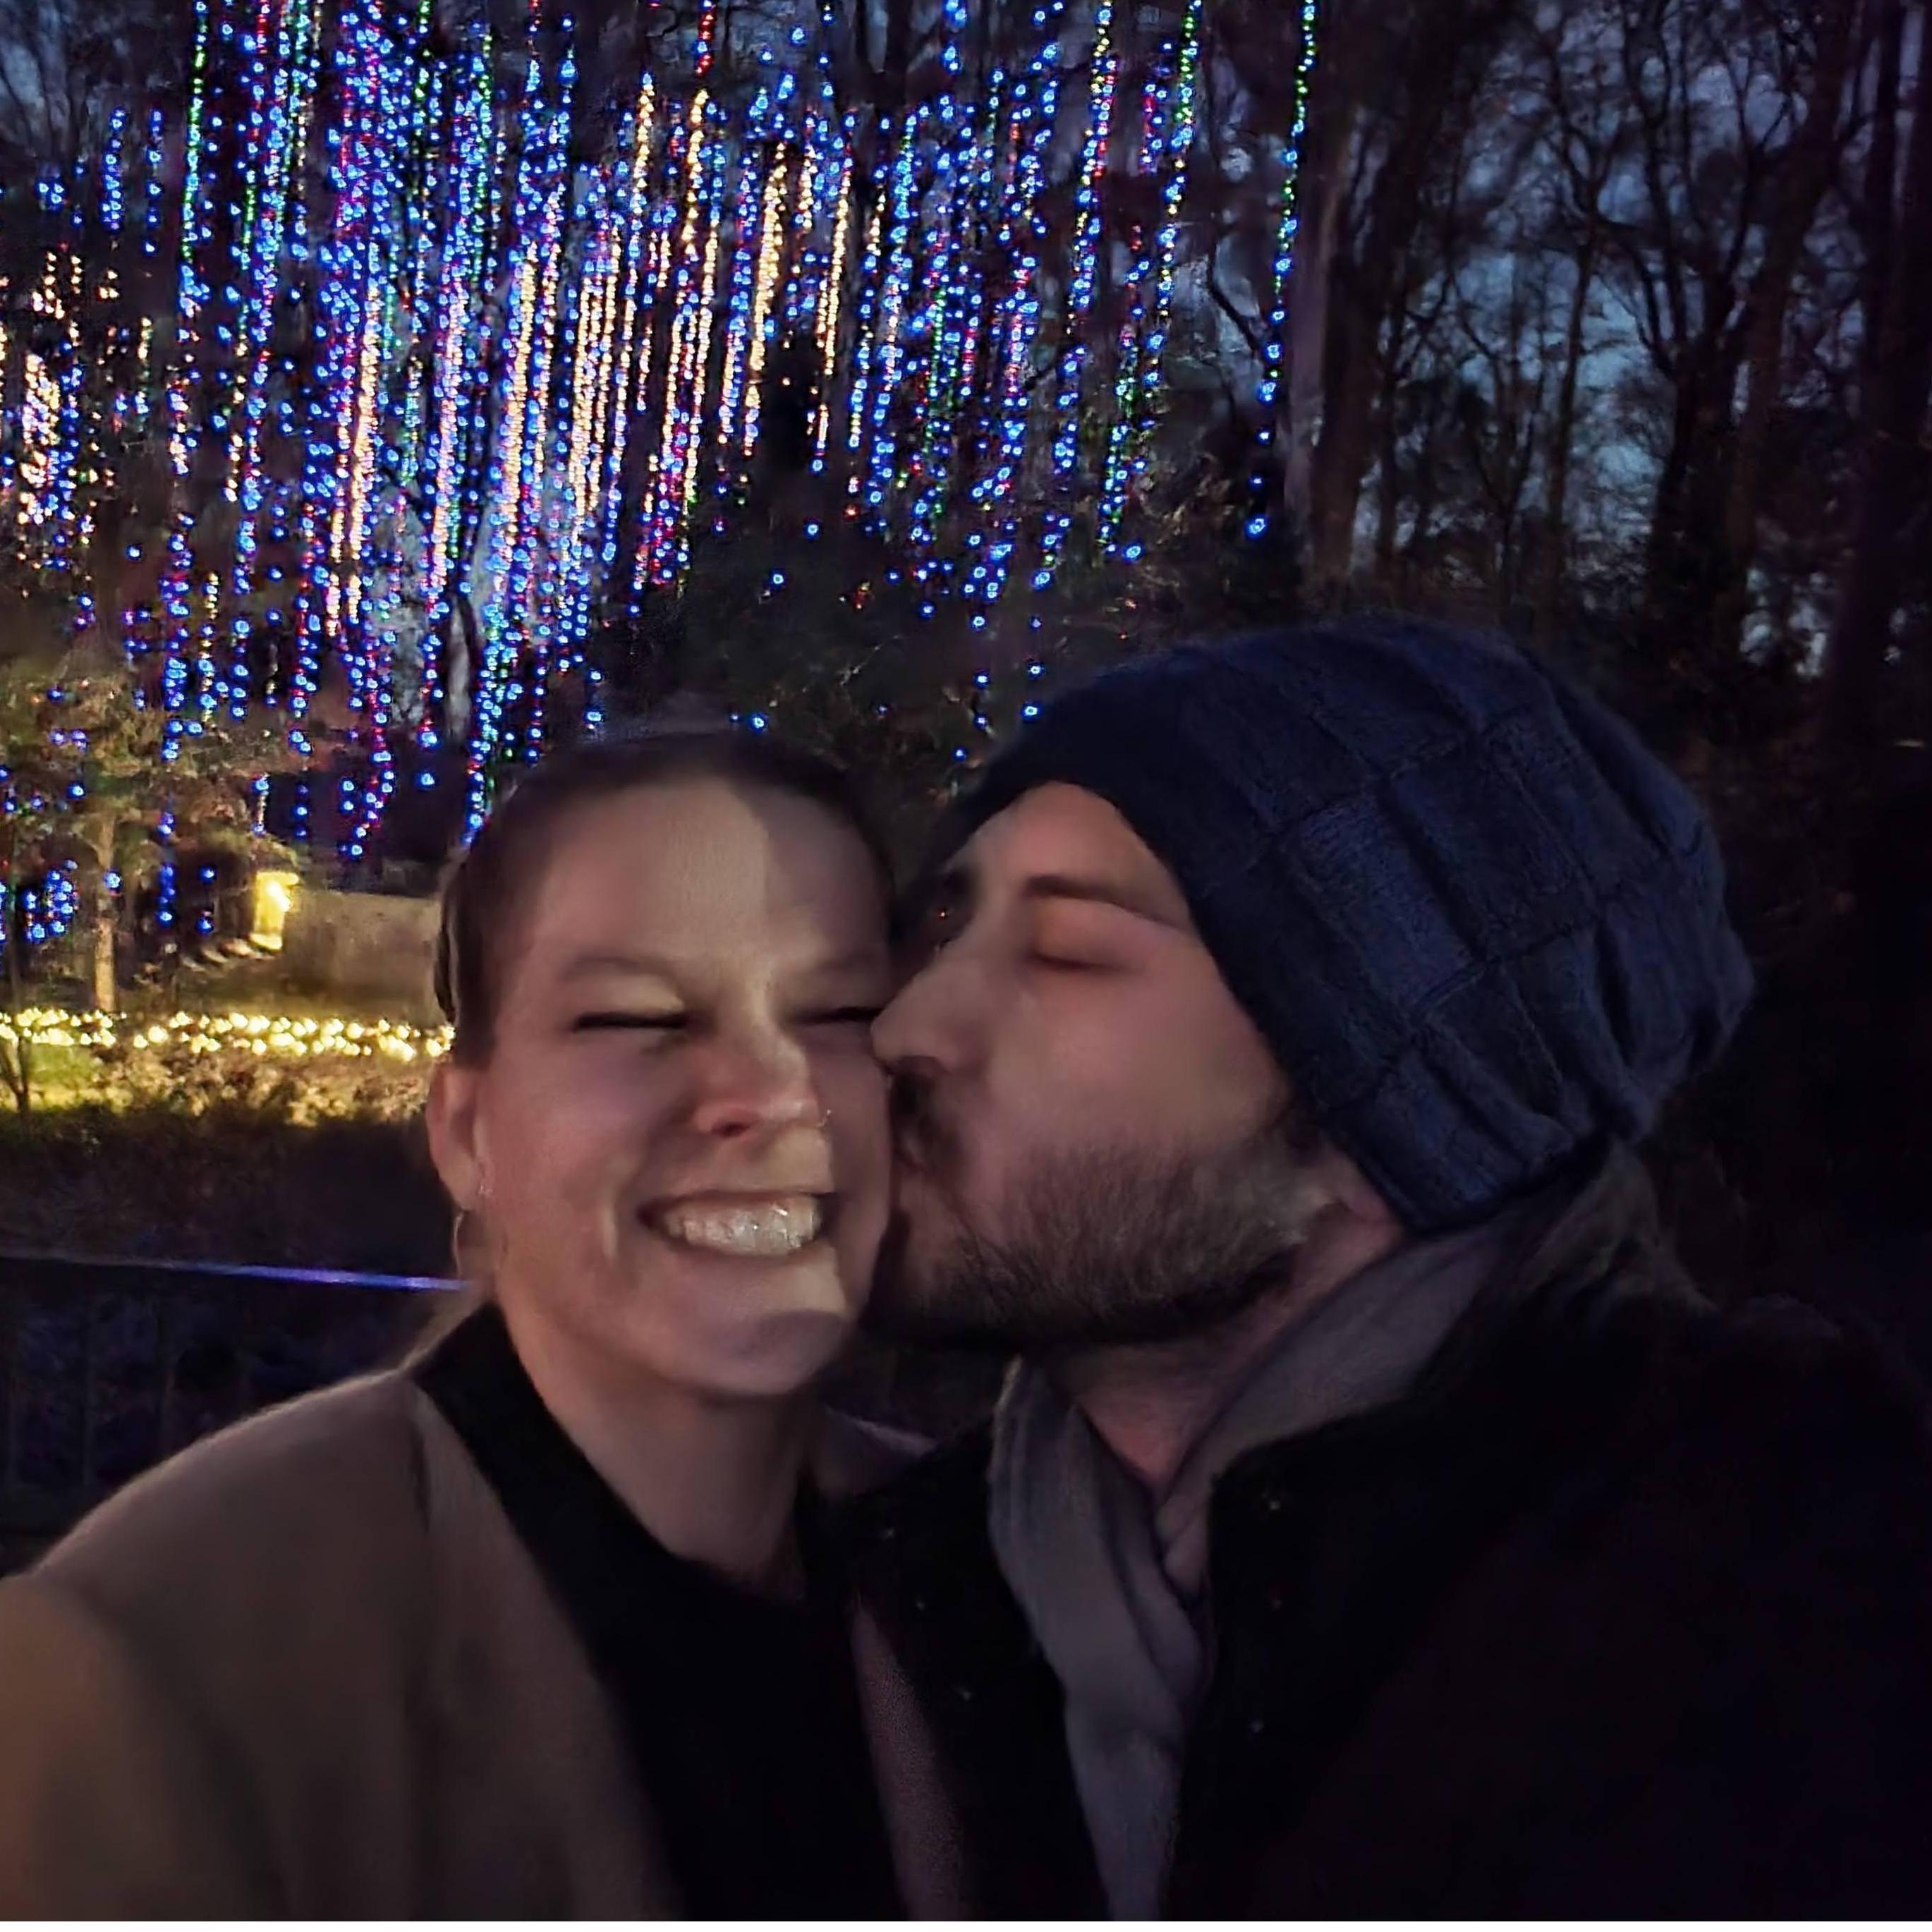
[{"xmin": 873, "ymin": 949, "xmax": 976, "ymax": 1074}]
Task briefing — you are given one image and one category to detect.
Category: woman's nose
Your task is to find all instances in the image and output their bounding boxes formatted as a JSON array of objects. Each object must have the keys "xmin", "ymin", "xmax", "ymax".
[{"xmin": 688, "ymin": 1035, "xmax": 822, "ymax": 1140}]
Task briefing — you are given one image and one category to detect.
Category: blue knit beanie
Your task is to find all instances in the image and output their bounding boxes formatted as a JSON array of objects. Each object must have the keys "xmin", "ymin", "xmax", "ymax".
[{"xmin": 946, "ymin": 616, "xmax": 1755, "ymax": 1232}]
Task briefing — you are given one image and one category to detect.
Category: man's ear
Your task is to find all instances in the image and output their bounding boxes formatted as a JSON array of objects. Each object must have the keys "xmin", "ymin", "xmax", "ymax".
[
  {"xmin": 1285, "ymin": 1138, "xmax": 1406, "ymax": 1302},
  {"xmin": 1294, "ymin": 1136, "xmax": 1403, "ymax": 1244},
  {"xmin": 427, "ymin": 1061, "xmax": 490, "ymax": 1212},
  {"xmin": 1309, "ymin": 1140, "xmax": 1401, "ymax": 1231}
]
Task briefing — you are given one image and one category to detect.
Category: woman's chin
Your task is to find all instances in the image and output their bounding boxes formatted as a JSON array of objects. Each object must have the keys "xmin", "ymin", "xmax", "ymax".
[
  {"xmin": 612, "ymin": 1244, "xmax": 864, "ymax": 1399},
  {"xmin": 722, "ymin": 1310, "xmax": 861, "ymax": 1397}
]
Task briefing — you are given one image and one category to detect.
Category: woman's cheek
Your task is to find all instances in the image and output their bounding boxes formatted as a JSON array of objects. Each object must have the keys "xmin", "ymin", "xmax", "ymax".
[
  {"xmin": 824, "ymin": 1049, "xmax": 891, "ymax": 1189},
  {"xmin": 565, "ymin": 1047, "xmax": 676, "ymax": 1122}
]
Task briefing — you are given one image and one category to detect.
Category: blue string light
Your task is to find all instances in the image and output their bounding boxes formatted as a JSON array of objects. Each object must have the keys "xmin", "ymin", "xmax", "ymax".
[
  {"xmin": 1250, "ymin": 0, "xmax": 1321, "ymax": 531},
  {"xmin": 6, "ymin": 1, "xmax": 1311, "ymax": 844}
]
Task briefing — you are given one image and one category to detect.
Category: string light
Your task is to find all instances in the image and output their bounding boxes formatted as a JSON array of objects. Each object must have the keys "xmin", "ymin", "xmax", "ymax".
[
  {"xmin": 156, "ymin": 810, "xmax": 179, "ymax": 931},
  {"xmin": 1135, "ymin": 0, "xmax": 1205, "ymax": 497},
  {"xmin": 4, "ymin": 1, "xmax": 1308, "ymax": 850},
  {"xmin": 1042, "ymin": 0, "xmax": 1116, "ymax": 583},
  {"xmin": 420, "ymin": 22, "xmax": 494, "ymax": 743},
  {"xmin": 558, "ymin": 167, "xmax": 616, "ymax": 669},
  {"xmin": 972, "ymin": 20, "xmax": 1063, "ymax": 619},
  {"xmin": 596, "ymin": 77, "xmax": 657, "ymax": 619},
  {"xmin": 0, "ymin": 1007, "xmax": 450, "ymax": 1064},
  {"xmin": 150, "ymin": 0, "xmax": 220, "ymax": 765},
  {"xmin": 812, "ymin": 140, "xmax": 855, "ymax": 463},
  {"xmin": 741, "ymin": 141, "xmax": 792, "ymax": 457},
  {"xmin": 782, "ymin": 97, "xmax": 819, "ymax": 335},
  {"xmin": 468, "ymin": 13, "xmax": 560, "ymax": 834},
  {"xmin": 638, "ymin": 83, "xmax": 717, "ymax": 590},
  {"xmin": 858, "ymin": 119, "xmax": 923, "ymax": 518},
  {"xmin": 516, "ymin": 30, "xmax": 580, "ymax": 767},
  {"xmin": 1251, "ymin": 0, "xmax": 1321, "ymax": 532},
  {"xmin": 1098, "ymin": 62, "xmax": 1172, "ymax": 549},
  {"xmin": 907, "ymin": 94, "xmax": 986, "ymax": 554},
  {"xmin": 143, "ymin": 107, "xmax": 165, "ymax": 258},
  {"xmin": 16, "ymin": 346, "xmax": 63, "ymax": 537},
  {"xmin": 103, "ymin": 109, "xmax": 129, "ymax": 233},
  {"xmin": 845, "ymin": 190, "xmax": 887, "ymax": 463},
  {"xmin": 715, "ymin": 98, "xmax": 763, "ymax": 461}
]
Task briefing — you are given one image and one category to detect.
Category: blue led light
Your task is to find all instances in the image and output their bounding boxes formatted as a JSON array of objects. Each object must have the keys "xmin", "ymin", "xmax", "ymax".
[{"xmin": 10, "ymin": 0, "xmax": 1237, "ymax": 832}]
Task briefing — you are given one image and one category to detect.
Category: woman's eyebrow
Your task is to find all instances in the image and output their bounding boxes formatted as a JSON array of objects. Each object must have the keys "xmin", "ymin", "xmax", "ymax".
[
  {"xmin": 557, "ymin": 951, "xmax": 682, "ymax": 983},
  {"xmin": 801, "ymin": 947, "xmax": 893, "ymax": 978}
]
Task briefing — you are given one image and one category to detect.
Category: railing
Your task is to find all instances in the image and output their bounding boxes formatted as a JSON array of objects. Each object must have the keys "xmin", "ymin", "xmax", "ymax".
[
  {"xmin": 0, "ymin": 1252, "xmax": 457, "ymax": 1573},
  {"xmin": 0, "ymin": 1251, "xmax": 1009, "ymax": 1576}
]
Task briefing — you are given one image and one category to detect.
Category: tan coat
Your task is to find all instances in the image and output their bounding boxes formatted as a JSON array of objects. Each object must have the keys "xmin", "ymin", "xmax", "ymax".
[{"xmin": 0, "ymin": 1371, "xmax": 968, "ymax": 1917}]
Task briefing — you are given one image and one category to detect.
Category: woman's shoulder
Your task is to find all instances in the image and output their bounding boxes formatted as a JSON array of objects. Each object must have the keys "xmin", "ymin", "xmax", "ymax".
[
  {"xmin": 25, "ymin": 1369, "xmax": 437, "ymax": 1645},
  {"xmin": 0, "ymin": 1371, "xmax": 489, "ymax": 1915}
]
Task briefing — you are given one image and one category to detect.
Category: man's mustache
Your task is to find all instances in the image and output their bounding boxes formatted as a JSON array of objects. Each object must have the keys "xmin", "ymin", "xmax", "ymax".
[{"xmin": 890, "ymin": 1079, "xmax": 959, "ymax": 1175}]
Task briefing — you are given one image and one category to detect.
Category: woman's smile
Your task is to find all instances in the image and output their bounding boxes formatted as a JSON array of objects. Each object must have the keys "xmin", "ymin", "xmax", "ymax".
[{"xmin": 643, "ymin": 1191, "xmax": 834, "ymax": 1260}]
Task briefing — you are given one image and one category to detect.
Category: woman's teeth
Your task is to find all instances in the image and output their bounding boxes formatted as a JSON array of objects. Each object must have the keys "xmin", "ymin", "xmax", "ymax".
[{"xmin": 652, "ymin": 1198, "xmax": 823, "ymax": 1258}]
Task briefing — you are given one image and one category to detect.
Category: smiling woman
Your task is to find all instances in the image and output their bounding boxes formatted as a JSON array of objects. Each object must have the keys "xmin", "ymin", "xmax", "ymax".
[
  {"xmin": 0, "ymin": 727, "xmax": 957, "ymax": 1918},
  {"xmin": 427, "ymin": 730, "xmax": 897, "ymax": 1426}
]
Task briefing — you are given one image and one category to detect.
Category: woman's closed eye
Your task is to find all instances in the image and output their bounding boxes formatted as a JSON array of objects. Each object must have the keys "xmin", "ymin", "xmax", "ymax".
[
  {"xmin": 801, "ymin": 1004, "xmax": 885, "ymax": 1028},
  {"xmin": 571, "ymin": 1010, "xmax": 688, "ymax": 1033}
]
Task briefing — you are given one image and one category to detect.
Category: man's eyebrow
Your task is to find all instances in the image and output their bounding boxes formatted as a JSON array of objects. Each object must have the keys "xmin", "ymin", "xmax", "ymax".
[
  {"xmin": 901, "ymin": 862, "xmax": 1183, "ymax": 932},
  {"xmin": 1019, "ymin": 872, "xmax": 1184, "ymax": 928}
]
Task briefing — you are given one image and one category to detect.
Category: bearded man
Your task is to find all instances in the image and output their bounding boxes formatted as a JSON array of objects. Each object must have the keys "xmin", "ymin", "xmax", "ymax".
[{"xmin": 846, "ymin": 615, "xmax": 1932, "ymax": 1917}]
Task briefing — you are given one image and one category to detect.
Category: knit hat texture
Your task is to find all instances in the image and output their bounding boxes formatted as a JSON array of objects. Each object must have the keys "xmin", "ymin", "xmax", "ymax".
[{"xmin": 946, "ymin": 616, "xmax": 1755, "ymax": 1232}]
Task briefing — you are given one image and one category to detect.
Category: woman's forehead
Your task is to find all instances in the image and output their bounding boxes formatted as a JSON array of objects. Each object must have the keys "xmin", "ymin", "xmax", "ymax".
[{"xmin": 515, "ymin": 779, "xmax": 887, "ymax": 968}]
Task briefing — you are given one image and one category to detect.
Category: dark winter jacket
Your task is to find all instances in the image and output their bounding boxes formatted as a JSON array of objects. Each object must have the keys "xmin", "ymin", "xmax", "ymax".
[{"xmin": 839, "ymin": 1148, "xmax": 1932, "ymax": 1916}]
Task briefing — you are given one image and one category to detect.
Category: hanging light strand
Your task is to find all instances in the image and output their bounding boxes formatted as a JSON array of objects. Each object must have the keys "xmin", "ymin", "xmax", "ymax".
[
  {"xmin": 1134, "ymin": 0, "xmax": 1204, "ymax": 483},
  {"xmin": 1249, "ymin": 0, "xmax": 1320, "ymax": 535},
  {"xmin": 15, "ymin": 0, "xmax": 1269, "ymax": 842},
  {"xmin": 1040, "ymin": 0, "xmax": 1116, "ymax": 584}
]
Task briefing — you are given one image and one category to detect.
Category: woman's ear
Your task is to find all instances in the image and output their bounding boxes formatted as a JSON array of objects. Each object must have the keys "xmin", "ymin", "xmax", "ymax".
[{"xmin": 427, "ymin": 1060, "xmax": 490, "ymax": 1212}]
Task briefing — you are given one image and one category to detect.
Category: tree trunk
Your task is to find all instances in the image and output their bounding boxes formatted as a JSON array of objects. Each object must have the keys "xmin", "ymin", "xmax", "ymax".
[
  {"xmin": 1825, "ymin": 0, "xmax": 1932, "ymax": 748},
  {"xmin": 1308, "ymin": 267, "xmax": 1383, "ymax": 586},
  {"xmin": 1280, "ymin": 8, "xmax": 1358, "ymax": 562},
  {"xmin": 1535, "ymin": 238, "xmax": 1598, "ymax": 647},
  {"xmin": 92, "ymin": 882, "xmax": 117, "ymax": 1013},
  {"xmin": 1, "ymin": 827, "xmax": 30, "ymax": 1114},
  {"xmin": 1642, "ymin": 327, "xmax": 1737, "ymax": 643},
  {"xmin": 83, "ymin": 814, "xmax": 119, "ymax": 1014},
  {"xmin": 882, "ymin": 0, "xmax": 916, "ymax": 113},
  {"xmin": 1303, "ymin": 0, "xmax": 1522, "ymax": 589},
  {"xmin": 1404, "ymin": 406, "xmax": 1442, "ymax": 578},
  {"xmin": 1715, "ymin": 0, "xmax": 1861, "ymax": 655},
  {"xmin": 1373, "ymin": 362, "xmax": 1403, "ymax": 587}
]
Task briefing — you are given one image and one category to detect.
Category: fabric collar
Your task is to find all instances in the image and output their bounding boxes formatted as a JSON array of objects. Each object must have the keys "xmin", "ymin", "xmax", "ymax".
[{"xmin": 985, "ymin": 1165, "xmax": 1593, "ymax": 1918}]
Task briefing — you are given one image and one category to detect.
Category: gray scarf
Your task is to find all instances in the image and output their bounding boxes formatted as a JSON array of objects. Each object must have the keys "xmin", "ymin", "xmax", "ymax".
[{"xmin": 988, "ymin": 1206, "xmax": 1543, "ymax": 1918}]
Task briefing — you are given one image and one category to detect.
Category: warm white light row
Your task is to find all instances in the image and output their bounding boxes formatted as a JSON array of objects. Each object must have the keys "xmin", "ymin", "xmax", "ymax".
[{"xmin": 0, "ymin": 1008, "xmax": 450, "ymax": 1064}]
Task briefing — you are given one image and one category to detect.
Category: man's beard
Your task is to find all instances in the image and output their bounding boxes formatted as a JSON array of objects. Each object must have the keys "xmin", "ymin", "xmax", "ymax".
[{"xmin": 868, "ymin": 1107, "xmax": 1331, "ymax": 1352}]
